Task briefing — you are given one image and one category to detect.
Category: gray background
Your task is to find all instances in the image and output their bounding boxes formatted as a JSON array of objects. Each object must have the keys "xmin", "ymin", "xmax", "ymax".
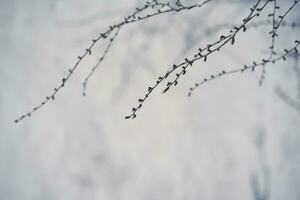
[{"xmin": 0, "ymin": 0, "xmax": 299, "ymax": 199}]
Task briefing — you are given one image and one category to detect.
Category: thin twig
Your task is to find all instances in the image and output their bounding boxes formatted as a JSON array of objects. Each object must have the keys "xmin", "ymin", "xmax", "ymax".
[
  {"xmin": 259, "ymin": 0, "xmax": 299, "ymax": 85},
  {"xmin": 14, "ymin": 0, "xmax": 211, "ymax": 123},
  {"xmin": 188, "ymin": 40, "xmax": 300, "ymax": 96},
  {"xmin": 125, "ymin": 0, "xmax": 268, "ymax": 119}
]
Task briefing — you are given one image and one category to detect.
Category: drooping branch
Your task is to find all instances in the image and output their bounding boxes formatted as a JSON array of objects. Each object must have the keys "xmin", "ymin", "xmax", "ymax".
[
  {"xmin": 125, "ymin": 0, "xmax": 269, "ymax": 119},
  {"xmin": 259, "ymin": 0, "xmax": 278, "ymax": 85},
  {"xmin": 179, "ymin": 19, "xmax": 300, "ymax": 58},
  {"xmin": 259, "ymin": 0, "xmax": 299, "ymax": 85},
  {"xmin": 82, "ymin": 27, "xmax": 121, "ymax": 96},
  {"xmin": 14, "ymin": 0, "xmax": 211, "ymax": 123},
  {"xmin": 81, "ymin": 0, "xmax": 212, "ymax": 96},
  {"xmin": 14, "ymin": 0, "xmax": 300, "ymax": 123},
  {"xmin": 188, "ymin": 40, "xmax": 300, "ymax": 96}
]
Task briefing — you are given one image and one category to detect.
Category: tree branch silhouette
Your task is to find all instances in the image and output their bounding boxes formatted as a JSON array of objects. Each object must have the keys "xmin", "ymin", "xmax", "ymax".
[
  {"xmin": 125, "ymin": 0, "xmax": 270, "ymax": 119},
  {"xmin": 14, "ymin": 0, "xmax": 211, "ymax": 123},
  {"xmin": 14, "ymin": 0, "xmax": 300, "ymax": 123},
  {"xmin": 188, "ymin": 40, "xmax": 300, "ymax": 96}
]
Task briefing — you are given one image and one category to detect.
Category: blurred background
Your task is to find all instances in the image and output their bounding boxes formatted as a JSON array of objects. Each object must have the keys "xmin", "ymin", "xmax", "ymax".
[{"xmin": 0, "ymin": 0, "xmax": 300, "ymax": 199}]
